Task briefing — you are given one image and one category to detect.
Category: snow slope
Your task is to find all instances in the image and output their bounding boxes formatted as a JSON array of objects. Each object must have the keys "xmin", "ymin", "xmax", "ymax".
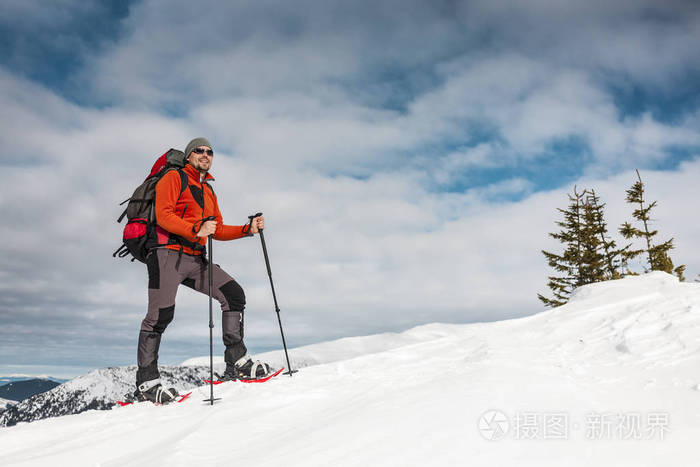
[{"xmin": 1, "ymin": 272, "xmax": 699, "ymax": 467}]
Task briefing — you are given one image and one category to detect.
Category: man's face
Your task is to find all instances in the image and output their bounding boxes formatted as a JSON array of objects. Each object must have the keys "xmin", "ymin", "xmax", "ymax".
[{"xmin": 188, "ymin": 146, "xmax": 213, "ymax": 172}]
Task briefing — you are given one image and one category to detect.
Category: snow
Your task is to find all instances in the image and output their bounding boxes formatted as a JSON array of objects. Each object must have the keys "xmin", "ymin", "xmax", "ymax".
[
  {"xmin": 0, "ymin": 375, "xmax": 55, "ymax": 381},
  {"xmin": 1, "ymin": 272, "xmax": 699, "ymax": 466},
  {"xmin": 0, "ymin": 397, "xmax": 17, "ymax": 407}
]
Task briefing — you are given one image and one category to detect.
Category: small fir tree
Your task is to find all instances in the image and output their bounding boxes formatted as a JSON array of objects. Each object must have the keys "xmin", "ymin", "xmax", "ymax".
[
  {"xmin": 538, "ymin": 188, "xmax": 585, "ymax": 307},
  {"xmin": 578, "ymin": 194, "xmax": 607, "ymax": 285},
  {"xmin": 539, "ymin": 186, "xmax": 609, "ymax": 307},
  {"xmin": 583, "ymin": 189, "xmax": 626, "ymax": 280},
  {"xmin": 619, "ymin": 169, "xmax": 685, "ymax": 281}
]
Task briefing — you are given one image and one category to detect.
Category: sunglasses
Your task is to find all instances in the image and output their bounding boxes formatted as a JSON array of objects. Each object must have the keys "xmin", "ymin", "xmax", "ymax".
[{"xmin": 193, "ymin": 147, "xmax": 214, "ymax": 156}]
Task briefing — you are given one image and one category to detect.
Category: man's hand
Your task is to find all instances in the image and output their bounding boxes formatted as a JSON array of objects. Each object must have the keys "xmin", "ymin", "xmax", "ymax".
[
  {"xmin": 196, "ymin": 220, "xmax": 218, "ymax": 237},
  {"xmin": 250, "ymin": 215, "xmax": 265, "ymax": 234}
]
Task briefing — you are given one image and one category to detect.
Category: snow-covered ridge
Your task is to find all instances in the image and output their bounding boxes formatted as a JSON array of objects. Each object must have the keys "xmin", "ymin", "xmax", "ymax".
[
  {"xmin": 1, "ymin": 272, "xmax": 699, "ymax": 466},
  {"xmin": 1, "ymin": 374, "xmax": 60, "ymax": 380},
  {"xmin": 539, "ymin": 271, "xmax": 700, "ymax": 370},
  {"xmin": 181, "ymin": 323, "xmax": 453, "ymax": 370},
  {"xmin": 0, "ymin": 366, "xmax": 213, "ymax": 427}
]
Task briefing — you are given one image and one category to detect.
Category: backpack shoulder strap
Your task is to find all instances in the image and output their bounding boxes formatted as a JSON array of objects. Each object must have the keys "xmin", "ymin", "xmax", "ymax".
[{"xmin": 177, "ymin": 169, "xmax": 188, "ymax": 197}]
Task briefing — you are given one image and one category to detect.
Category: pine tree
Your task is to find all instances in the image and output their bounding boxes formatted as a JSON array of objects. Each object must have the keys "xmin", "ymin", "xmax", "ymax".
[
  {"xmin": 583, "ymin": 189, "xmax": 626, "ymax": 280},
  {"xmin": 539, "ymin": 186, "xmax": 609, "ymax": 307},
  {"xmin": 578, "ymin": 193, "xmax": 607, "ymax": 285},
  {"xmin": 619, "ymin": 169, "xmax": 685, "ymax": 281},
  {"xmin": 538, "ymin": 188, "xmax": 584, "ymax": 307}
]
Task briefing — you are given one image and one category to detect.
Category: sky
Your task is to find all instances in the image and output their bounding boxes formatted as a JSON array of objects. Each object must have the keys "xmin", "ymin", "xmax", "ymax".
[{"xmin": 0, "ymin": 0, "xmax": 699, "ymax": 378}]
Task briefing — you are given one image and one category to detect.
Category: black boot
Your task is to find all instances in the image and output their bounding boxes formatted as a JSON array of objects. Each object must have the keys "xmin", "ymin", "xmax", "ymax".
[
  {"xmin": 134, "ymin": 379, "xmax": 179, "ymax": 404},
  {"xmin": 221, "ymin": 355, "xmax": 272, "ymax": 380}
]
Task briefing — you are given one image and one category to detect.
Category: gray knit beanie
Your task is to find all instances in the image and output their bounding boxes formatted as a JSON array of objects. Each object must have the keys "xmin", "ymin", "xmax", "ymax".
[{"xmin": 184, "ymin": 137, "xmax": 213, "ymax": 157}]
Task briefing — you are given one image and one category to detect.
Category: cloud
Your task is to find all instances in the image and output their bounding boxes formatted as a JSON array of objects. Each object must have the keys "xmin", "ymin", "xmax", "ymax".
[{"xmin": 72, "ymin": 0, "xmax": 700, "ymax": 110}]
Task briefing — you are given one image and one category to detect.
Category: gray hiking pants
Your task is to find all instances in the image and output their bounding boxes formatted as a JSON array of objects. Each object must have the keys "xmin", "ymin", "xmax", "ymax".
[{"xmin": 136, "ymin": 248, "xmax": 247, "ymax": 386}]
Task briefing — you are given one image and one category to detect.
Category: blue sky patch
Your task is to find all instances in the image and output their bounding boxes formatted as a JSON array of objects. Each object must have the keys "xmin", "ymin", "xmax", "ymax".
[{"xmin": 0, "ymin": 1, "xmax": 134, "ymax": 105}]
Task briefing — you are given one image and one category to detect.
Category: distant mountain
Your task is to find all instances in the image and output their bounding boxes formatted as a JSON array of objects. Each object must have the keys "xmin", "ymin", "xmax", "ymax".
[
  {"xmin": 0, "ymin": 365, "xmax": 214, "ymax": 427},
  {"xmin": 0, "ymin": 376, "xmax": 67, "ymax": 386},
  {"xmin": 0, "ymin": 379, "xmax": 61, "ymax": 402}
]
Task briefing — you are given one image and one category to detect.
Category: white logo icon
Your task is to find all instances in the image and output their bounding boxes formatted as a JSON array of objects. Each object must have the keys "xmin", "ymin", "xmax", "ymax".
[{"xmin": 478, "ymin": 409, "xmax": 510, "ymax": 441}]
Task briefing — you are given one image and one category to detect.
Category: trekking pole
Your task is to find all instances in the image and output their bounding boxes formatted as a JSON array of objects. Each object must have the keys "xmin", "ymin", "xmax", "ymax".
[
  {"xmin": 202, "ymin": 217, "xmax": 221, "ymax": 404},
  {"xmin": 248, "ymin": 213, "xmax": 297, "ymax": 376}
]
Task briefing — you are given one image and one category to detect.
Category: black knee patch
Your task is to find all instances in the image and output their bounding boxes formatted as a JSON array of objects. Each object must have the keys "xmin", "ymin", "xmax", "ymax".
[
  {"xmin": 181, "ymin": 278, "xmax": 196, "ymax": 289},
  {"xmin": 219, "ymin": 280, "xmax": 245, "ymax": 312},
  {"xmin": 153, "ymin": 305, "xmax": 175, "ymax": 333},
  {"xmin": 147, "ymin": 252, "xmax": 160, "ymax": 290}
]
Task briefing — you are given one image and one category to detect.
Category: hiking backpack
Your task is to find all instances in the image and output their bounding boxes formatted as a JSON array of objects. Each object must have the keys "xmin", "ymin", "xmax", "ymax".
[{"xmin": 113, "ymin": 149, "xmax": 189, "ymax": 263}]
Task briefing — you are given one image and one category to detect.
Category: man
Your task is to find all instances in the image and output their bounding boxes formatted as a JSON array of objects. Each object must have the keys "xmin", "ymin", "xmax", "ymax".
[{"xmin": 134, "ymin": 137, "xmax": 268, "ymax": 403}]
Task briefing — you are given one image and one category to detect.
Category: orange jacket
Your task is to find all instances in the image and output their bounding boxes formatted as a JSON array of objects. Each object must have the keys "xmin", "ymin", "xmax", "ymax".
[{"xmin": 154, "ymin": 164, "xmax": 251, "ymax": 255}]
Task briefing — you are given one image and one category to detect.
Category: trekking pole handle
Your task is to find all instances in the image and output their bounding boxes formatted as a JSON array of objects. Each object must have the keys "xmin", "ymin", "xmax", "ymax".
[
  {"xmin": 204, "ymin": 216, "xmax": 217, "ymax": 236},
  {"xmin": 247, "ymin": 212, "xmax": 263, "ymax": 234},
  {"xmin": 193, "ymin": 216, "xmax": 218, "ymax": 236}
]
